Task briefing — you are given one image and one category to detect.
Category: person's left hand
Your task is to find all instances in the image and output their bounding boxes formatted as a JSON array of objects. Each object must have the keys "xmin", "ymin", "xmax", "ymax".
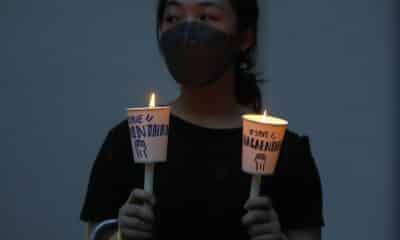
[{"xmin": 242, "ymin": 196, "xmax": 288, "ymax": 240}]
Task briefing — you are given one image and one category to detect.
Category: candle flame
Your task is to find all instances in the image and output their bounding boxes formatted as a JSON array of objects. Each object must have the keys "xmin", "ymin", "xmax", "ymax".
[
  {"xmin": 262, "ymin": 109, "xmax": 268, "ymax": 122},
  {"xmin": 149, "ymin": 93, "xmax": 156, "ymax": 108}
]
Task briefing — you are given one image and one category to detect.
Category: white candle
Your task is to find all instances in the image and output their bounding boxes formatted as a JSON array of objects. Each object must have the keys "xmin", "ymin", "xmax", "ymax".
[
  {"xmin": 250, "ymin": 175, "xmax": 262, "ymax": 198},
  {"xmin": 144, "ymin": 163, "xmax": 155, "ymax": 193},
  {"xmin": 144, "ymin": 93, "xmax": 156, "ymax": 194}
]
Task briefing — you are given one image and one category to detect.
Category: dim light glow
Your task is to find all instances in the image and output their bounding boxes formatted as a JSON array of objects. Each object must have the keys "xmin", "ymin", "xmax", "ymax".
[
  {"xmin": 243, "ymin": 108, "xmax": 288, "ymax": 126},
  {"xmin": 149, "ymin": 93, "xmax": 156, "ymax": 108},
  {"xmin": 262, "ymin": 109, "xmax": 268, "ymax": 122}
]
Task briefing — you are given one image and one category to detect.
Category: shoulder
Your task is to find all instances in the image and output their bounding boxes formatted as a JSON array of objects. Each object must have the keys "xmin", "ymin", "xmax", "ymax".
[
  {"xmin": 101, "ymin": 119, "xmax": 131, "ymax": 154},
  {"xmin": 282, "ymin": 129, "xmax": 312, "ymax": 153},
  {"xmin": 107, "ymin": 119, "xmax": 130, "ymax": 140},
  {"xmin": 101, "ymin": 119, "xmax": 144, "ymax": 178},
  {"xmin": 110, "ymin": 118, "xmax": 129, "ymax": 133},
  {"xmin": 275, "ymin": 129, "xmax": 316, "ymax": 176}
]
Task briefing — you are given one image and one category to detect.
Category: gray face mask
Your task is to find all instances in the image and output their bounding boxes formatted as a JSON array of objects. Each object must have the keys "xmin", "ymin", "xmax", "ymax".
[{"xmin": 160, "ymin": 22, "xmax": 240, "ymax": 87}]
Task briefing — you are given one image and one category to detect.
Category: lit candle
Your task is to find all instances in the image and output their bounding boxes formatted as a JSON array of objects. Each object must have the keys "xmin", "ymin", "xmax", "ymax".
[
  {"xmin": 242, "ymin": 109, "xmax": 288, "ymax": 198},
  {"xmin": 144, "ymin": 93, "xmax": 156, "ymax": 194},
  {"xmin": 244, "ymin": 110, "xmax": 288, "ymax": 125},
  {"xmin": 126, "ymin": 92, "xmax": 171, "ymax": 194},
  {"xmin": 149, "ymin": 92, "xmax": 156, "ymax": 108}
]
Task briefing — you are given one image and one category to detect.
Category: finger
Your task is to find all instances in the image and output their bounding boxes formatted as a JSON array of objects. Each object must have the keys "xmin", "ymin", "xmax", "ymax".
[
  {"xmin": 245, "ymin": 196, "xmax": 272, "ymax": 211},
  {"xmin": 127, "ymin": 189, "xmax": 139, "ymax": 204},
  {"xmin": 121, "ymin": 228, "xmax": 152, "ymax": 240},
  {"xmin": 132, "ymin": 189, "xmax": 156, "ymax": 205},
  {"xmin": 242, "ymin": 209, "xmax": 277, "ymax": 227},
  {"xmin": 120, "ymin": 215, "xmax": 153, "ymax": 232},
  {"xmin": 123, "ymin": 204, "xmax": 155, "ymax": 223},
  {"xmin": 248, "ymin": 222, "xmax": 281, "ymax": 237},
  {"xmin": 129, "ymin": 189, "xmax": 156, "ymax": 206},
  {"xmin": 252, "ymin": 233, "xmax": 284, "ymax": 240}
]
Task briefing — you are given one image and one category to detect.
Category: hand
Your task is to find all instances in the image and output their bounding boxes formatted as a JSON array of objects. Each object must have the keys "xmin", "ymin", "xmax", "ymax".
[
  {"xmin": 242, "ymin": 196, "xmax": 288, "ymax": 240},
  {"xmin": 118, "ymin": 189, "xmax": 156, "ymax": 240}
]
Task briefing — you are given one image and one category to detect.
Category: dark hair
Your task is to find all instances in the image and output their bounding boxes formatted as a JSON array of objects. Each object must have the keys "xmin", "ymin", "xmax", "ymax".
[{"xmin": 156, "ymin": 0, "xmax": 263, "ymax": 113}]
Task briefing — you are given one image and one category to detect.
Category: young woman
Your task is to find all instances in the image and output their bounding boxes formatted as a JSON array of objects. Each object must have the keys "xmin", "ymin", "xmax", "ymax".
[{"xmin": 80, "ymin": 1, "xmax": 325, "ymax": 239}]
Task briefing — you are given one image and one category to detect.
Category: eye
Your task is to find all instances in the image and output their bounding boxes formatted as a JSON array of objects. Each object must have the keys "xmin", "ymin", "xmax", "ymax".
[
  {"xmin": 199, "ymin": 14, "xmax": 208, "ymax": 21},
  {"xmin": 164, "ymin": 14, "xmax": 181, "ymax": 24},
  {"xmin": 199, "ymin": 14, "xmax": 219, "ymax": 22}
]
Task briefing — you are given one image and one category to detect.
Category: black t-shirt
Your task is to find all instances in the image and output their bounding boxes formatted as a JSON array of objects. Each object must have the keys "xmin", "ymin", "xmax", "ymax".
[{"xmin": 80, "ymin": 114, "xmax": 325, "ymax": 239}]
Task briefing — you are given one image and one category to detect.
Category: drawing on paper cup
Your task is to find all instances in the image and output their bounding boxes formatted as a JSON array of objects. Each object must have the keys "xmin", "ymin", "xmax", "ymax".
[
  {"xmin": 134, "ymin": 139, "xmax": 148, "ymax": 159},
  {"xmin": 254, "ymin": 153, "xmax": 267, "ymax": 172},
  {"xmin": 242, "ymin": 114, "xmax": 288, "ymax": 175},
  {"xmin": 127, "ymin": 108, "xmax": 170, "ymax": 163}
]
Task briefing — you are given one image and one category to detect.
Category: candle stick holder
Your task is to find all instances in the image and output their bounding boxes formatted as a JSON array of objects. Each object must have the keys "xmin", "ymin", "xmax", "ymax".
[
  {"xmin": 126, "ymin": 93, "xmax": 170, "ymax": 194},
  {"xmin": 242, "ymin": 111, "xmax": 288, "ymax": 197}
]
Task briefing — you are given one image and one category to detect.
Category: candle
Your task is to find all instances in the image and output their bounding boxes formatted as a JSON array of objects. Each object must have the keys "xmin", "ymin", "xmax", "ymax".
[
  {"xmin": 243, "ymin": 110, "xmax": 288, "ymax": 125},
  {"xmin": 126, "ymin": 92, "xmax": 171, "ymax": 194},
  {"xmin": 145, "ymin": 93, "xmax": 156, "ymax": 194},
  {"xmin": 242, "ymin": 109, "xmax": 288, "ymax": 198},
  {"xmin": 149, "ymin": 92, "xmax": 156, "ymax": 108}
]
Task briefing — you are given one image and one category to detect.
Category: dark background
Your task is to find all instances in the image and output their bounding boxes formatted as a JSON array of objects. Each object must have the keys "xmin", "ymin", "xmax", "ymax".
[{"xmin": 1, "ymin": 0, "xmax": 398, "ymax": 239}]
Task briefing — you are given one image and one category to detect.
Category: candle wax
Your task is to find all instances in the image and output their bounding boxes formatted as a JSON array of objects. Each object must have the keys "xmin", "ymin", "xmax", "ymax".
[{"xmin": 242, "ymin": 114, "xmax": 288, "ymax": 125}]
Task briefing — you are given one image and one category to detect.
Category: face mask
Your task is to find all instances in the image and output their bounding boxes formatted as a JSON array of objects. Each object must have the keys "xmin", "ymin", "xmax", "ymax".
[{"xmin": 160, "ymin": 22, "xmax": 240, "ymax": 87}]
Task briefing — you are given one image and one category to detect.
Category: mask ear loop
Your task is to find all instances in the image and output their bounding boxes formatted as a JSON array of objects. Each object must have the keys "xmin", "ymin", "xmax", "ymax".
[
  {"xmin": 239, "ymin": 50, "xmax": 250, "ymax": 71},
  {"xmin": 236, "ymin": 27, "xmax": 255, "ymax": 72}
]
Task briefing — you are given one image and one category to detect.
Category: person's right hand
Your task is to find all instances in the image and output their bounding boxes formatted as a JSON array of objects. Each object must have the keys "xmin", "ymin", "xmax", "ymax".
[{"xmin": 118, "ymin": 189, "xmax": 156, "ymax": 240}]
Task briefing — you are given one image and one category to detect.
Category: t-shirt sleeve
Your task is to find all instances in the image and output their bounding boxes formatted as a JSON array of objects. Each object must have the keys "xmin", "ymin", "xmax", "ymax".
[
  {"xmin": 272, "ymin": 134, "xmax": 325, "ymax": 231},
  {"xmin": 80, "ymin": 127, "xmax": 134, "ymax": 222}
]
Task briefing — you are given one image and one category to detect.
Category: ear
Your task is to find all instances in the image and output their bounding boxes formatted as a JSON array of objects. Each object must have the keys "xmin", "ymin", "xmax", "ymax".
[{"xmin": 240, "ymin": 29, "xmax": 255, "ymax": 52}]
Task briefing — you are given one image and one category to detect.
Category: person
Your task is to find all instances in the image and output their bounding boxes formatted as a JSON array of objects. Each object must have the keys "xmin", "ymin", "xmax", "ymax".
[{"xmin": 80, "ymin": 0, "xmax": 325, "ymax": 239}]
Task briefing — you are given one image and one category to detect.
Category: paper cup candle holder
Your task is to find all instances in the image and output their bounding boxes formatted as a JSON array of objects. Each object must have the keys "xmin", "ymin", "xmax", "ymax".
[
  {"xmin": 126, "ymin": 93, "xmax": 171, "ymax": 193},
  {"xmin": 242, "ymin": 110, "xmax": 288, "ymax": 198}
]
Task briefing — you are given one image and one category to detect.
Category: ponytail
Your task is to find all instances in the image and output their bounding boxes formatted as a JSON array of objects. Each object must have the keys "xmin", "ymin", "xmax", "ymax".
[
  {"xmin": 229, "ymin": 0, "xmax": 263, "ymax": 114},
  {"xmin": 234, "ymin": 60, "xmax": 263, "ymax": 114}
]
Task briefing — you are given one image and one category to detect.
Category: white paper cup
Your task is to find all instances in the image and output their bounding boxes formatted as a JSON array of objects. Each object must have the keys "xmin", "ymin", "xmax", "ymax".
[
  {"xmin": 126, "ymin": 106, "xmax": 170, "ymax": 163},
  {"xmin": 242, "ymin": 115, "xmax": 288, "ymax": 175}
]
